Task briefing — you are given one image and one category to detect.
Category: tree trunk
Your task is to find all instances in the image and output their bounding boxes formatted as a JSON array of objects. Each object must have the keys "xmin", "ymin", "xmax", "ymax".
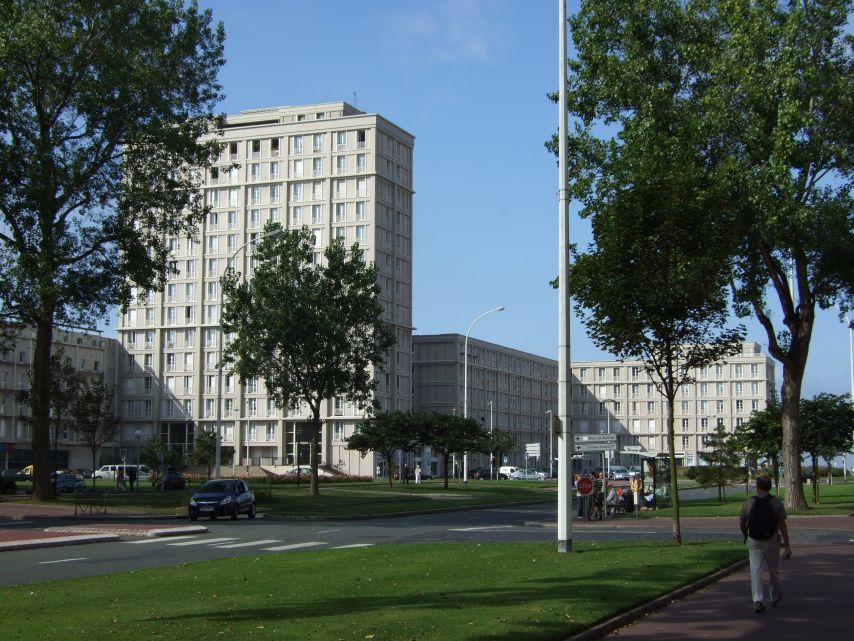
[
  {"xmin": 780, "ymin": 366, "xmax": 807, "ymax": 511},
  {"xmin": 811, "ymin": 454, "xmax": 819, "ymax": 505},
  {"xmin": 666, "ymin": 397, "xmax": 681, "ymax": 544},
  {"xmin": 30, "ymin": 318, "xmax": 55, "ymax": 500},
  {"xmin": 309, "ymin": 406, "xmax": 321, "ymax": 497}
]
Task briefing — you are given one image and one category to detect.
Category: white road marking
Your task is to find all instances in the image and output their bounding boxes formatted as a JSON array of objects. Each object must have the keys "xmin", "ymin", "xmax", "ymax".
[
  {"xmin": 213, "ymin": 539, "xmax": 282, "ymax": 549},
  {"xmin": 168, "ymin": 537, "xmax": 238, "ymax": 546},
  {"xmin": 332, "ymin": 543, "xmax": 374, "ymax": 549},
  {"xmin": 39, "ymin": 557, "xmax": 87, "ymax": 564},
  {"xmin": 448, "ymin": 525, "xmax": 516, "ymax": 532},
  {"xmin": 125, "ymin": 535, "xmax": 199, "ymax": 544},
  {"xmin": 263, "ymin": 541, "xmax": 325, "ymax": 552},
  {"xmin": 316, "ymin": 529, "xmax": 340, "ymax": 534}
]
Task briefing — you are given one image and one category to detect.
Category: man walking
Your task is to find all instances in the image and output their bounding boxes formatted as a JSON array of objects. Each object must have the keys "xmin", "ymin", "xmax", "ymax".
[{"xmin": 739, "ymin": 475, "xmax": 791, "ymax": 613}]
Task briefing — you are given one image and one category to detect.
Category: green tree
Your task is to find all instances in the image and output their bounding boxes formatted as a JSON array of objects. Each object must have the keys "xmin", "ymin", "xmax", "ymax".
[
  {"xmin": 192, "ymin": 428, "xmax": 233, "ymax": 480},
  {"xmin": 699, "ymin": 424, "xmax": 742, "ymax": 502},
  {"xmin": 70, "ymin": 375, "xmax": 118, "ymax": 490},
  {"xmin": 222, "ymin": 225, "xmax": 395, "ymax": 497},
  {"xmin": 0, "ymin": 0, "xmax": 225, "ymax": 499},
  {"xmin": 734, "ymin": 394, "xmax": 783, "ymax": 491},
  {"xmin": 139, "ymin": 435, "xmax": 185, "ymax": 488},
  {"xmin": 800, "ymin": 393, "xmax": 854, "ymax": 504},
  {"xmin": 556, "ymin": 0, "xmax": 854, "ymax": 512},
  {"xmin": 480, "ymin": 428, "xmax": 517, "ymax": 481},
  {"xmin": 415, "ymin": 413, "xmax": 485, "ymax": 489},
  {"xmin": 347, "ymin": 411, "xmax": 419, "ymax": 487},
  {"xmin": 554, "ymin": 0, "xmax": 746, "ymax": 543}
]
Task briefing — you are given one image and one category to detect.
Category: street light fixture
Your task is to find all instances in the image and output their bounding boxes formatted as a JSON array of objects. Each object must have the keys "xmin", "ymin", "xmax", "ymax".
[
  {"xmin": 463, "ymin": 306, "xmax": 505, "ymax": 484},
  {"xmin": 214, "ymin": 228, "xmax": 283, "ymax": 479}
]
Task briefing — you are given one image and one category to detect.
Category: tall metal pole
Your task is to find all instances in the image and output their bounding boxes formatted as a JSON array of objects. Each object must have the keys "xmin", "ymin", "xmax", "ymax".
[
  {"xmin": 215, "ymin": 228, "xmax": 282, "ymax": 478},
  {"xmin": 489, "ymin": 400, "xmax": 494, "ymax": 480},
  {"xmin": 546, "ymin": 409, "xmax": 554, "ymax": 478},
  {"xmin": 557, "ymin": 0, "xmax": 574, "ymax": 553},
  {"xmin": 463, "ymin": 306, "xmax": 505, "ymax": 484}
]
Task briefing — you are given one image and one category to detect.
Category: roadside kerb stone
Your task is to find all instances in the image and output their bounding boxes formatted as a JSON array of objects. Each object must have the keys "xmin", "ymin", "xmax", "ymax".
[{"xmin": 0, "ymin": 532, "xmax": 120, "ymax": 551}]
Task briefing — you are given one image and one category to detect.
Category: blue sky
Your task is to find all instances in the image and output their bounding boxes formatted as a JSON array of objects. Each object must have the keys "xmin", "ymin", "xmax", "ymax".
[{"xmin": 185, "ymin": 0, "xmax": 853, "ymax": 400}]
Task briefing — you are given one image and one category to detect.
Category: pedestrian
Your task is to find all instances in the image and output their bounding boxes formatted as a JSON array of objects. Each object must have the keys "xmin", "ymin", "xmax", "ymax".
[
  {"xmin": 376, "ymin": 465, "xmax": 381, "ymax": 479},
  {"xmin": 739, "ymin": 475, "xmax": 791, "ymax": 613},
  {"xmin": 127, "ymin": 466, "xmax": 138, "ymax": 492},
  {"xmin": 631, "ymin": 473, "xmax": 642, "ymax": 512},
  {"xmin": 574, "ymin": 474, "xmax": 584, "ymax": 518},
  {"xmin": 415, "ymin": 464, "xmax": 422, "ymax": 485},
  {"xmin": 592, "ymin": 472, "xmax": 605, "ymax": 520},
  {"xmin": 402, "ymin": 464, "xmax": 410, "ymax": 484}
]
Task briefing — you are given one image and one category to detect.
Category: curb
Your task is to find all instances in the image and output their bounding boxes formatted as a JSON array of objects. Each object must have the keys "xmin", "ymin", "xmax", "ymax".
[
  {"xmin": 561, "ymin": 557, "xmax": 750, "ymax": 641},
  {"xmin": 0, "ymin": 533, "xmax": 121, "ymax": 552},
  {"xmin": 43, "ymin": 525, "xmax": 209, "ymax": 538}
]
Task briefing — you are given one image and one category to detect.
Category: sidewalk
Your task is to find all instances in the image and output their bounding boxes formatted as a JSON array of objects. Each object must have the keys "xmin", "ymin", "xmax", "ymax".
[
  {"xmin": 570, "ymin": 543, "xmax": 853, "ymax": 640},
  {"xmin": 0, "ymin": 500, "xmax": 204, "ymax": 551}
]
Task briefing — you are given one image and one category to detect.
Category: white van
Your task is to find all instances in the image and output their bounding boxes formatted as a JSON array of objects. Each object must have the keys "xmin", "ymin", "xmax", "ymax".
[
  {"xmin": 94, "ymin": 464, "xmax": 151, "ymax": 481},
  {"xmin": 498, "ymin": 466, "xmax": 519, "ymax": 479}
]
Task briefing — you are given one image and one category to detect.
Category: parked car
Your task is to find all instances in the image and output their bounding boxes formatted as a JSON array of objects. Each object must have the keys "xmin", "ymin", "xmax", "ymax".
[
  {"xmin": 161, "ymin": 467, "xmax": 186, "ymax": 490},
  {"xmin": 1, "ymin": 468, "xmax": 31, "ymax": 482},
  {"xmin": 609, "ymin": 466, "xmax": 630, "ymax": 481},
  {"xmin": 471, "ymin": 467, "xmax": 492, "ymax": 480},
  {"xmin": 188, "ymin": 479, "xmax": 256, "ymax": 521},
  {"xmin": 54, "ymin": 473, "xmax": 86, "ymax": 493},
  {"xmin": 510, "ymin": 469, "xmax": 545, "ymax": 481},
  {"xmin": 498, "ymin": 466, "xmax": 519, "ymax": 480}
]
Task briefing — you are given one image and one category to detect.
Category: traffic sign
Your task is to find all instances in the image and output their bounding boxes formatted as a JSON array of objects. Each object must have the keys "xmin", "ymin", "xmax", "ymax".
[
  {"xmin": 574, "ymin": 443, "xmax": 613, "ymax": 452},
  {"xmin": 573, "ymin": 434, "xmax": 617, "ymax": 444},
  {"xmin": 575, "ymin": 476, "xmax": 593, "ymax": 496},
  {"xmin": 525, "ymin": 443, "xmax": 541, "ymax": 457},
  {"xmin": 623, "ymin": 445, "xmax": 642, "ymax": 452}
]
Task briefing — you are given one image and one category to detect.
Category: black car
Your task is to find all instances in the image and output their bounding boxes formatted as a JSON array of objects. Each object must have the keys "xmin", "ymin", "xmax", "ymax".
[
  {"xmin": 188, "ymin": 479, "xmax": 256, "ymax": 521},
  {"xmin": 470, "ymin": 467, "xmax": 492, "ymax": 480},
  {"xmin": 161, "ymin": 467, "xmax": 186, "ymax": 490}
]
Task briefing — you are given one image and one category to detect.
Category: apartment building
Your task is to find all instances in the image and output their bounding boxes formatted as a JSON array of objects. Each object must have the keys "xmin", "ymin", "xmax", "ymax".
[
  {"xmin": 0, "ymin": 328, "xmax": 119, "ymax": 471},
  {"xmin": 412, "ymin": 337, "xmax": 775, "ymax": 474},
  {"xmin": 116, "ymin": 102, "xmax": 414, "ymax": 477},
  {"xmin": 569, "ymin": 342, "xmax": 776, "ymax": 468},
  {"xmin": 412, "ymin": 334, "xmax": 559, "ymax": 475}
]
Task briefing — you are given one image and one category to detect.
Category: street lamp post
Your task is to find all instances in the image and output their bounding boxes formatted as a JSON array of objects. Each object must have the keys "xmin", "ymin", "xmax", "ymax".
[
  {"xmin": 601, "ymin": 399, "xmax": 618, "ymax": 519},
  {"xmin": 463, "ymin": 306, "xmax": 505, "ymax": 484},
  {"xmin": 215, "ymin": 228, "xmax": 283, "ymax": 479},
  {"xmin": 489, "ymin": 400, "xmax": 494, "ymax": 480}
]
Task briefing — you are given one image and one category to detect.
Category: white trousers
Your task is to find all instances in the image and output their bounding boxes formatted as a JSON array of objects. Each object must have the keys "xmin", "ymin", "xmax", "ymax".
[{"xmin": 747, "ymin": 536, "xmax": 782, "ymax": 603}]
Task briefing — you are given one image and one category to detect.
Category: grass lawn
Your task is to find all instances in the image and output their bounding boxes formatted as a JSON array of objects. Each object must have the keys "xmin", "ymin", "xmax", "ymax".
[
  {"xmin": 1, "ymin": 540, "xmax": 744, "ymax": 641},
  {"xmin": 9, "ymin": 479, "xmax": 557, "ymax": 518},
  {"xmin": 651, "ymin": 481, "xmax": 854, "ymax": 518}
]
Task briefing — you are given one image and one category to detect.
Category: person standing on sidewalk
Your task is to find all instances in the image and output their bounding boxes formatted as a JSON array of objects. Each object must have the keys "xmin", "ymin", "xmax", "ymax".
[{"xmin": 739, "ymin": 475, "xmax": 792, "ymax": 613}]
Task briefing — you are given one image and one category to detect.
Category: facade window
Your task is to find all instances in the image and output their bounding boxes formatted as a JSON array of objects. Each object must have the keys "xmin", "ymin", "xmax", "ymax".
[
  {"xmin": 205, "ymin": 399, "xmax": 215, "ymax": 418},
  {"xmin": 183, "ymin": 399, "xmax": 192, "ymax": 416},
  {"xmin": 356, "ymin": 129, "xmax": 366, "ymax": 148},
  {"xmin": 270, "ymin": 184, "xmax": 280, "ymax": 203},
  {"xmin": 335, "ymin": 226, "xmax": 346, "ymax": 241},
  {"xmin": 292, "ymin": 135, "xmax": 304, "ymax": 155},
  {"xmin": 734, "ymin": 364, "xmax": 743, "ymax": 378},
  {"xmin": 312, "ymin": 157, "xmax": 322, "ymax": 177},
  {"xmin": 207, "ymin": 235, "xmax": 218, "ymax": 254},
  {"xmin": 700, "ymin": 417, "xmax": 709, "ymax": 431},
  {"xmin": 247, "ymin": 398, "xmax": 257, "ymax": 417},
  {"xmin": 250, "ymin": 208, "xmax": 261, "ymax": 228},
  {"xmin": 270, "ymin": 138, "xmax": 280, "ymax": 156},
  {"xmin": 312, "ymin": 181, "xmax": 322, "ymax": 200},
  {"xmin": 184, "ymin": 305, "xmax": 194, "ymax": 323},
  {"xmin": 228, "ymin": 188, "xmax": 238, "ymax": 207},
  {"xmin": 312, "ymin": 133, "xmax": 324, "ymax": 153},
  {"xmin": 183, "ymin": 376, "xmax": 193, "ymax": 394},
  {"xmin": 333, "ymin": 421, "xmax": 345, "ymax": 441},
  {"xmin": 716, "ymin": 382, "xmax": 724, "ymax": 396},
  {"xmin": 700, "ymin": 400, "xmax": 708, "ymax": 414},
  {"xmin": 265, "ymin": 422, "xmax": 276, "ymax": 442},
  {"xmin": 336, "ymin": 155, "xmax": 346, "ymax": 175},
  {"xmin": 227, "ymin": 233, "xmax": 236, "ymax": 253},
  {"xmin": 183, "ymin": 352, "xmax": 193, "ymax": 371},
  {"xmin": 681, "ymin": 400, "xmax": 689, "ymax": 414},
  {"xmin": 681, "ymin": 435, "xmax": 690, "ymax": 449},
  {"xmin": 292, "ymin": 182, "xmax": 304, "ymax": 202},
  {"xmin": 227, "ymin": 210, "xmax": 237, "ymax": 229},
  {"xmin": 184, "ymin": 329, "xmax": 195, "ymax": 347},
  {"xmin": 250, "ymin": 186, "xmax": 261, "ymax": 205},
  {"xmin": 292, "ymin": 206, "xmax": 303, "ymax": 226},
  {"xmin": 206, "ymin": 281, "xmax": 218, "ymax": 301},
  {"xmin": 292, "ymin": 159, "xmax": 303, "ymax": 178},
  {"xmin": 355, "ymin": 201, "xmax": 366, "ymax": 221},
  {"xmin": 736, "ymin": 399, "xmax": 744, "ymax": 413},
  {"xmin": 251, "ymin": 139, "xmax": 261, "ymax": 158},
  {"xmin": 751, "ymin": 382, "xmax": 759, "ymax": 395},
  {"xmin": 700, "ymin": 383, "xmax": 708, "ymax": 396},
  {"xmin": 681, "ymin": 418, "xmax": 689, "ymax": 432},
  {"xmin": 334, "ymin": 397, "xmax": 344, "ymax": 416},
  {"xmin": 270, "ymin": 161, "xmax": 280, "ymax": 179},
  {"xmin": 356, "ymin": 153, "xmax": 367, "ymax": 173},
  {"xmin": 311, "ymin": 205, "xmax": 322, "ymax": 224},
  {"xmin": 335, "ymin": 202, "xmax": 346, "ymax": 222},
  {"xmin": 355, "ymin": 225, "xmax": 367, "ymax": 244},
  {"xmin": 335, "ymin": 179, "xmax": 346, "ymax": 198},
  {"xmin": 356, "ymin": 177, "xmax": 366, "ymax": 196},
  {"xmin": 336, "ymin": 131, "xmax": 346, "ymax": 150},
  {"xmin": 269, "ymin": 207, "xmax": 279, "ymax": 223},
  {"xmin": 250, "ymin": 163, "xmax": 260, "ymax": 182},
  {"xmin": 750, "ymin": 364, "xmax": 759, "ymax": 376}
]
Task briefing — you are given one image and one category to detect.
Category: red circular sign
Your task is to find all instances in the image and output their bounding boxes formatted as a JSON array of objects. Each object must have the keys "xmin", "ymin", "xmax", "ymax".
[{"xmin": 576, "ymin": 476, "xmax": 593, "ymax": 496}]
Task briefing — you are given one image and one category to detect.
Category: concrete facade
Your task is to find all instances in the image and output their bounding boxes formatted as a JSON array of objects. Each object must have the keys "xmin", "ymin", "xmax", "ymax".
[
  {"xmin": 115, "ymin": 102, "xmax": 414, "ymax": 477},
  {"xmin": 0, "ymin": 328, "xmax": 119, "ymax": 471}
]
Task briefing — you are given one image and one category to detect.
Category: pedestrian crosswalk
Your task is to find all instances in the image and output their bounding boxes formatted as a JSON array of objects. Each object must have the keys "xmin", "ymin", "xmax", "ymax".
[{"xmin": 124, "ymin": 535, "xmax": 374, "ymax": 552}]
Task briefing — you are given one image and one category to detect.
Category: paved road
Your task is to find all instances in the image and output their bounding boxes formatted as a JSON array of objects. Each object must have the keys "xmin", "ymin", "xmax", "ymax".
[{"xmin": 2, "ymin": 500, "xmax": 852, "ymax": 586}]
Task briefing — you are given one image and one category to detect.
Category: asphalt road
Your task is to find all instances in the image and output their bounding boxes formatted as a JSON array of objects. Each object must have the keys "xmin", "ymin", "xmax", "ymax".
[{"xmin": 3, "ymin": 500, "xmax": 850, "ymax": 587}]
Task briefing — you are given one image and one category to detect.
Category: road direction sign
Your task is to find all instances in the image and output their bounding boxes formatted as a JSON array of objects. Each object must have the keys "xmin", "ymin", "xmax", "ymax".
[
  {"xmin": 574, "ymin": 443, "xmax": 613, "ymax": 452},
  {"xmin": 573, "ymin": 434, "xmax": 617, "ymax": 444},
  {"xmin": 622, "ymin": 445, "xmax": 642, "ymax": 452}
]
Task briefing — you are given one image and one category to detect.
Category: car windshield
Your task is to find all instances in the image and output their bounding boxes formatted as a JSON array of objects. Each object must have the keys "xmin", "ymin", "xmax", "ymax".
[{"xmin": 200, "ymin": 481, "xmax": 236, "ymax": 493}]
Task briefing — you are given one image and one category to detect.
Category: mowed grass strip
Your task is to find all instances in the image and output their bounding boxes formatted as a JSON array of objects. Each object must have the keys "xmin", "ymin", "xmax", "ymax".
[{"xmin": 3, "ymin": 541, "xmax": 743, "ymax": 641}]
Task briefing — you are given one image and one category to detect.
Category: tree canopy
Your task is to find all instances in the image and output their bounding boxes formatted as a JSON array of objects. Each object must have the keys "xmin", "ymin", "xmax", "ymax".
[
  {"xmin": 348, "ymin": 411, "xmax": 419, "ymax": 487},
  {"xmin": 800, "ymin": 393, "xmax": 854, "ymax": 503},
  {"xmin": 222, "ymin": 225, "xmax": 395, "ymax": 496},
  {"xmin": 71, "ymin": 375, "xmax": 118, "ymax": 489},
  {"xmin": 555, "ymin": 0, "xmax": 854, "ymax": 512},
  {"xmin": 0, "ymin": 0, "xmax": 225, "ymax": 498}
]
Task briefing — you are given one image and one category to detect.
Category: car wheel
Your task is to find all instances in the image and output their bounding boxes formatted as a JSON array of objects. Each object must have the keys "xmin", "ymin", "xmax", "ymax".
[
  {"xmin": 230, "ymin": 505, "xmax": 238, "ymax": 520},
  {"xmin": 248, "ymin": 502, "xmax": 256, "ymax": 519}
]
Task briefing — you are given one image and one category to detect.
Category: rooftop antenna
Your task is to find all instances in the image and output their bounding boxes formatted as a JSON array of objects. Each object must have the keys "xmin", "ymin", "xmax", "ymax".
[{"xmin": 353, "ymin": 91, "xmax": 358, "ymax": 107}]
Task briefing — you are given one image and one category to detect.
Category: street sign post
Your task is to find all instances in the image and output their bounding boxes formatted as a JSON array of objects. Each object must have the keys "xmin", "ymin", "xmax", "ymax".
[
  {"xmin": 574, "ymin": 443, "xmax": 614, "ymax": 452},
  {"xmin": 575, "ymin": 475, "xmax": 593, "ymax": 496},
  {"xmin": 573, "ymin": 434, "xmax": 617, "ymax": 444}
]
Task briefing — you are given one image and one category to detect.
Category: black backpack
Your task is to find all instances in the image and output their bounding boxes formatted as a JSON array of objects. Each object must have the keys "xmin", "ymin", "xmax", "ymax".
[{"xmin": 747, "ymin": 495, "xmax": 777, "ymax": 540}]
